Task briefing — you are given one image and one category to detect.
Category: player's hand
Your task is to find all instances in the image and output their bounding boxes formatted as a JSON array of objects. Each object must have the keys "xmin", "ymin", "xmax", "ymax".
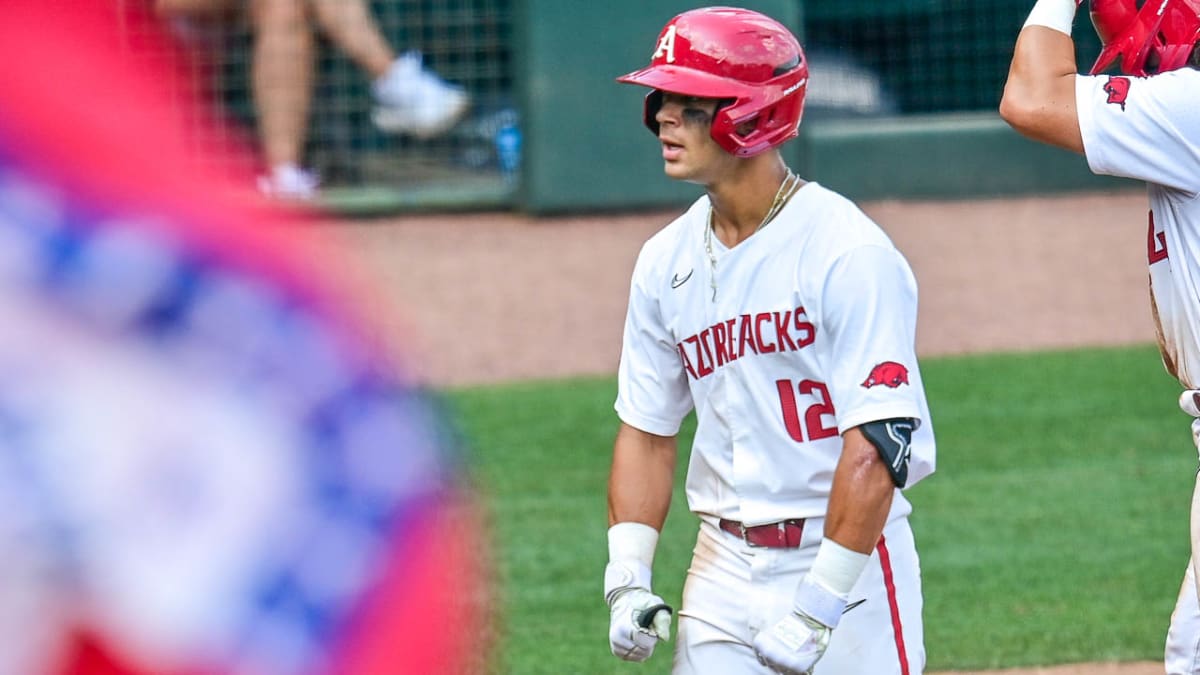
[
  {"xmin": 604, "ymin": 560, "xmax": 672, "ymax": 661},
  {"xmin": 607, "ymin": 586, "xmax": 673, "ymax": 661},
  {"xmin": 751, "ymin": 610, "xmax": 831, "ymax": 675}
]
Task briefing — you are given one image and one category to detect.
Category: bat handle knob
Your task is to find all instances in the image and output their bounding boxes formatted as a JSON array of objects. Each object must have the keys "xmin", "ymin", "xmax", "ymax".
[{"xmin": 636, "ymin": 603, "xmax": 673, "ymax": 630}]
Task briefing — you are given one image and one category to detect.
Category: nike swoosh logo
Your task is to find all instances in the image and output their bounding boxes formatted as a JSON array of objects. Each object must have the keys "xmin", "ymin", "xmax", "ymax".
[{"xmin": 670, "ymin": 270, "xmax": 693, "ymax": 289}]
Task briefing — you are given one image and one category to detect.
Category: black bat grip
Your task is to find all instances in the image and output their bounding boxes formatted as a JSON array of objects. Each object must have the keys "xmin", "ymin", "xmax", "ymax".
[{"xmin": 636, "ymin": 603, "xmax": 674, "ymax": 630}]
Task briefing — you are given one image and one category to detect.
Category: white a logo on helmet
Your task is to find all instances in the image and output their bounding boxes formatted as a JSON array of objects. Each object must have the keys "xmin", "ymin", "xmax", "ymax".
[{"xmin": 653, "ymin": 24, "xmax": 677, "ymax": 63}]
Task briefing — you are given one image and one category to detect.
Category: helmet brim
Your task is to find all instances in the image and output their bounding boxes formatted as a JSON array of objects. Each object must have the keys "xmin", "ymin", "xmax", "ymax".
[{"xmin": 616, "ymin": 64, "xmax": 757, "ymax": 100}]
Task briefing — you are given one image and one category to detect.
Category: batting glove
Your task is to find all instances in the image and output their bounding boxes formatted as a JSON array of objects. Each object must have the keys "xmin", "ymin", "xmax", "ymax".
[
  {"xmin": 752, "ymin": 609, "xmax": 830, "ymax": 675},
  {"xmin": 605, "ymin": 560, "xmax": 672, "ymax": 661},
  {"xmin": 753, "ymin": 574, "xmax": 847, "ymax": 675}
]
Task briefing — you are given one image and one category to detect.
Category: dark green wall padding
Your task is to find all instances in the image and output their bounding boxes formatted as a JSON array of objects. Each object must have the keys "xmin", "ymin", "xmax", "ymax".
[
  {"xmin": 513, "ymin": 0, "xmax": 1129, "ymax": 215},
  {"xmin": 799, "ymin": 112, "xmax": 1131, "ymax": 203},
  {"xmin": 514, "ymin": 0, "xmax": 802, "ymax": 214}
]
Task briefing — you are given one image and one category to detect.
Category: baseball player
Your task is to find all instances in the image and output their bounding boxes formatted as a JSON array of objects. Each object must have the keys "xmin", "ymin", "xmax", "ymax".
[
  {"xmin": 603, "ymin": 7, "xmax": 937, "ymax": 674},
  {"xmin": 1000, "ymin": 0, "xmax": 1200, "ymax": 670}
]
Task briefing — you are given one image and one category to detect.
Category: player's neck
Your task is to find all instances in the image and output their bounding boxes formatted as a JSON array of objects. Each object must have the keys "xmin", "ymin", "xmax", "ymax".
[{"xmin": 707, "ymin": 157, "xmax": 799, "ymax": 248}]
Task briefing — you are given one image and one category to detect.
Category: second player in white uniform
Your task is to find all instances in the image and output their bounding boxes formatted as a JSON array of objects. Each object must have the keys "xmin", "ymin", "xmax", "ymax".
[
  {"xmin": 603, "ymin": 7, "xmax": 937, "ymax": 674},
  {"xmin": 1001, "ymin": 0, "xmax": 1200, "ymax": 671}
]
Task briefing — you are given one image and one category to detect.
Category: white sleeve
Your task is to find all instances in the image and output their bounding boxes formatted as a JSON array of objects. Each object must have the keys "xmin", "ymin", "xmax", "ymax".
[
  {"xmin": 614, "ymin": 250, "xmax": 693, "ymax": 436},
  {"xmin": 818, "ymin": 244, "xmax": 926, "ymax": 433},
  {"xmin": 1076, "ymin": 71, "xmax": 1200, "ymax": 193}
]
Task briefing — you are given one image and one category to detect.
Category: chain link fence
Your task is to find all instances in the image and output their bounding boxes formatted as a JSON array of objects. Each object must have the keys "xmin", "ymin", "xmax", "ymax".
[
  {"xmin": 802, "ymin": 0, "xmax": 1102, "ymax": 118},
  {"xmin": 122, "ymin": 0, "xmax": 1105, "ymax": 213},
  {"xmin": 125, "ymin": 0, "xmax": 513, "ymax": 212}
]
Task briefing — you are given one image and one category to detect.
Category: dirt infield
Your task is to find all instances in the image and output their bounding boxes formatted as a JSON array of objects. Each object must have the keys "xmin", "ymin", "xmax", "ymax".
[
  {"xmin": 311, "ymin": 188, "xmax": 1157, "ymax": 389},
  {"xmin": 936, "ymin": 665, "xmax": 1161, "ymax": 675},
  {"xmin": 300, "ymin": 188, "xmax": 1164, "ymax": 675}
]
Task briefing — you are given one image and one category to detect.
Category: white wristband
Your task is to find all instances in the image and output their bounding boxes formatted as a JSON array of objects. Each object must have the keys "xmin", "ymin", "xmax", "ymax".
[
  {"xmin": 607, "ymin": 522, "xmax": 659, "ymax": 568},
  {"xmin": 1022, "ymin": 0, "xmax": 1078, "ymax": 35},
  {"xmin": 605, "ymin": 523, "xmax": 660, "ymax": 605},
  {"xmin": 792, "ymin": 538, "xmax": 871, "ymax": 629},
  {"xmin": 810, "ymin": 538, "xmax": 870, "ymax": 597},
  {"xmin": 793, "ymin": 576, "xmax": 847, "ymax": 630}
]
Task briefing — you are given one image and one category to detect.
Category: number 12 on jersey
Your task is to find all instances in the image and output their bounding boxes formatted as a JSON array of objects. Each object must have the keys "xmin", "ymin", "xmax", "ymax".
[{"xmin": 776, "ymin": 379, "xmax": 838, "ymax": 443}]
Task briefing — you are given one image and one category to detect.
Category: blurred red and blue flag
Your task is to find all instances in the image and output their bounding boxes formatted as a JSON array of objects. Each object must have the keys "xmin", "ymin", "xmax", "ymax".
[{"xmin": 0, "ymin": 3, "xmax": 487, "ymax": 674}]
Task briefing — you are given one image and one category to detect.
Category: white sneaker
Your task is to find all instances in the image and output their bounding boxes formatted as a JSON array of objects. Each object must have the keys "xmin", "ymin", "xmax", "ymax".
[
  {"xmin": 371, "ymin": 51, "xmax": 471, "ymax": 139},
  {"xmin": 257, "ymin": 163, "xmax": 319, "ymax": 201}
]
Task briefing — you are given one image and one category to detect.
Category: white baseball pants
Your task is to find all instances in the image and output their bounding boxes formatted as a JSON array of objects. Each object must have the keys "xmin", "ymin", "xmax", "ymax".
[
  {"xmin": 1167, "ymin": 559, "xmax": 1200, "ymax": 674},
  {"xmin": 1166, "ymin": 413, "xmax": 1200, "ymax": 674},
  {"xmin": 672, "ymin": 514, "xmax": 925, "ymax": 674}
]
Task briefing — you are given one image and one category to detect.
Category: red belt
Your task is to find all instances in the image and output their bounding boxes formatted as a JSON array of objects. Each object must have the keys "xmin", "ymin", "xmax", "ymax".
[{"xmin": 718, "ymin": 518, "xmax": 805, "ymax": 548}]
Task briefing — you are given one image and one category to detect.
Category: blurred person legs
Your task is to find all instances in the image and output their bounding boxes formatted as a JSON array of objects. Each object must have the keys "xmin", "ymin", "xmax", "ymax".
[
  {"xmin": 157, "ymin": 0, "xmax": 471, "ymax": 200},
  {"xmin": 251, "ymin": 0, "xmax": 319, "ymax": 200},
  {"xmin": 156, "ymin": 0, "xmax": 317, "ymax": 200},
  {"xmin": 307, "ymin": 0, "xmax": 471, "ymax": 139}
]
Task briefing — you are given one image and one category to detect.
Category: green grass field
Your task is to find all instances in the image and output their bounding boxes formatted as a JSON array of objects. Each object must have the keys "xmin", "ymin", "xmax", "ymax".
[{"xmin": 445, "ymin": 344, "xmax": 1194, "ymax": 673}]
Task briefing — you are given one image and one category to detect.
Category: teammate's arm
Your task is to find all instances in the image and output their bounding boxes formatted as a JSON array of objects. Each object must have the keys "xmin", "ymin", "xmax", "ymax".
[{"xmin": 999, "ymin": 0, "xmax": 1084, "ymax": 152}]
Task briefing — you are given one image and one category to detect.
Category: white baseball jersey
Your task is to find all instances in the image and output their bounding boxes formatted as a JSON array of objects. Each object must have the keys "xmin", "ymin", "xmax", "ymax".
[
  {"xmin": 615, "ymin": 182, "xmax": 936, "ymax": 526},
  {"xmin": 1076, "ymin": 69, "xmax": 1200, "ymax": 388}
]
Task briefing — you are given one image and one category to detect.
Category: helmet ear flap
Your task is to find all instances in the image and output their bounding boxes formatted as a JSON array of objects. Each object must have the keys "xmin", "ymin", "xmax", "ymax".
[{"xmin": 710, "ymin": 86, "xmax": 806, "ymax": 157}]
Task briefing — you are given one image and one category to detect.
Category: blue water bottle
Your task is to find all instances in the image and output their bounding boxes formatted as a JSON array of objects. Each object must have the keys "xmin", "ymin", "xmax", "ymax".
[{"xmin": 495, "ymin": 122, "xmax": 521, "ymax": 184}]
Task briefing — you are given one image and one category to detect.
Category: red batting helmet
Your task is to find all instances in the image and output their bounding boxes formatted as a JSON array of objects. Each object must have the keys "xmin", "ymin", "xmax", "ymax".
[
  {"xmin": 616, "ymin": 6, "xmax": 808, "ymax": 157},
  {"xmin": 1089, "ymin": 0, "xmax": 1200, "ymax": 75}
]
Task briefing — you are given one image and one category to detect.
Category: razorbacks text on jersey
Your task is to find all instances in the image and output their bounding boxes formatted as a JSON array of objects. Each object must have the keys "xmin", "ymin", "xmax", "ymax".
[{"xmin": 615, "ymin": 181, "xmax": 936, "ymax": 526}]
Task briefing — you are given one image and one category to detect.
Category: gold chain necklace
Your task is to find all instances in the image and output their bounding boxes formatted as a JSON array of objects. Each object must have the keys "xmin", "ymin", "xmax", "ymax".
[{"xmin": 703, "ymin": 169, "xmax": 800, "ymax": 302}]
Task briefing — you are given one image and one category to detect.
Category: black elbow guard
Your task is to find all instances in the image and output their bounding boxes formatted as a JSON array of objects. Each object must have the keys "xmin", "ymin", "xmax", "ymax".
[{"xmin": 860, "ymin": 418, "xmax": 916, "ymax": 488}]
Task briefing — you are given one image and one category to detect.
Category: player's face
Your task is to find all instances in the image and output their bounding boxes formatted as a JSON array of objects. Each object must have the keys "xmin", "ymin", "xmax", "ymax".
[{"xmin": 654, "ymin": 92, "xmax": 738, "ymax": 184}]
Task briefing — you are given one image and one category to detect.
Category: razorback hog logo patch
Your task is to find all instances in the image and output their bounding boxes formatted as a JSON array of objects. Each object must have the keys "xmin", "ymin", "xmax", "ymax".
[
  {"xmin": 1104, "ymin": 76, "xmax": 1131, "ymax": 110},
  {"xmin": 861, "ymin": 361, "xmax": 910, "ymax": 388}
]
